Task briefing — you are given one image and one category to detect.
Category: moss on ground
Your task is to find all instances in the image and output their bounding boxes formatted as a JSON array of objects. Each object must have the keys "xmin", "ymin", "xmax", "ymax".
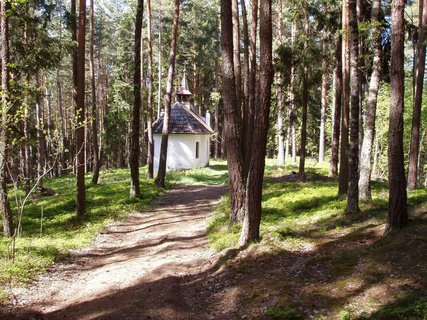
[{"xmin": 207, "ymin": 159, "xmax": 427, "ymax": 320}]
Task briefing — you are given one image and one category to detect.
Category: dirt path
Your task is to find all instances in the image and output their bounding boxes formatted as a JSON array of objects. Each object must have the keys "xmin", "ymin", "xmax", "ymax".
[{"xmin": 7, "ymin": 185, "xmax": 233, "ymax": 320}]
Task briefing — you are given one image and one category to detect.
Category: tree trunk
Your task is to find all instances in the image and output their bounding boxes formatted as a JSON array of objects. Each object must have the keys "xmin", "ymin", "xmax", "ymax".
[
  {"xmin": 319, "ymin": 27, "xmax": 329, "ymax": 165},
  {"xmin": 330, "ymin": 34, "xmax": 342, "ymax": 178},
  {"xmin": 359, "ymin": 0, "xmax": 382, "ymax": 201},
  {"xmin": 407, "ymin": 0, "xmax": 427, "ymax": 190},
  {"xmin": 232, "ymin": 0, "xmax": 242, "ymax": 117},
  {"xmin": 346, "ymin": 0, "xmax": 360, "ymax": 214},
  {"xmin": 90, "ymin": 0, "xmax": 100, "ymax": 185},
  {"xmin": 56, "ymin": 68, "xmax": 67, "ymax": 175},
  {"xmin": 241, "ymin": 0, "xmax": 250, "ymax": 116},
  {"xmin": 157, "ymin": 11, "xmax": 162, "ymax": 119},
  {"xmin": 36, "ymin": 72, "xmax": 47, "ymax": 189},
  {"xmin": 245, "ymin": 0, "xmax": 258, "ymax": 171},
  {"xmin": 290, "ymin": 22, "xmax": 296, "ymax": 165},
  {"xmin": 299, "ymin": 14, "xmax": 309, "ymax": 178},
  {"xmin": 221, "ymin": 0, "xmax": 246, "ymax": 226},
  {"xmin": 155, "ymin": 0, "xmax": 180, "ymax": 188},
  {"xmin": 240, "ymin": 0, "xmax": 272, "ymax": 246},
  {"xmin": 277, "ymin": 1, "xmax": 285, "ymax": 166},
  {"xmin": 386, "ymin": 0, "xmax": 408, "ymax": 232},
  {"xmin": 0, "ymin": 0, "xmax": 13, "ymax": 236},
  {"xmin": 339, "ymin": 0, "xmax": 350, "ymax": 196},
  {"xmin": 214, "ymin": 58, "xmax": 220, "ymax": 158},
  {"xmin": 146, "ymin": 0, "xmax": 155, "ymax": 179},
  {"xmin": 277, "ymin": 83, "xmax": 285, "ymax": 166},
  {"xmin": 75, "ymin": 0, "xmax": 86, "ymax": 217},
  {"xmin": 130, "ymin": 0, "xmax": 144, "ymax": 197}
]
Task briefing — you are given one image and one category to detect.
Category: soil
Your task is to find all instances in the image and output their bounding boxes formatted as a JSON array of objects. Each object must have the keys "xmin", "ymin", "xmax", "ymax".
[{"xmin": 4, "ymin": 184, "xmax": 245, "ymax": 320}]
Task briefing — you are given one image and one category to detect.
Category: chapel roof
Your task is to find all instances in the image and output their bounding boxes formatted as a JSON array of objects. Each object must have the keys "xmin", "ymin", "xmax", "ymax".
[{"xmin": 152, "ymin": 102, "xmax": 213, "ymax": 135}]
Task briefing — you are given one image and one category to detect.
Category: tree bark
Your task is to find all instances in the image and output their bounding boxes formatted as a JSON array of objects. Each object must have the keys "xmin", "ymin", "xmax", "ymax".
[
  {"xmin": 130, "ymin": 0, "xmax": 144, "ymax": 197},
  {"xmin": 277, "ymin": 0, "xmax": 285, "ymax": 166},
  {"xmin": 146, "ymin": 0, "xmax": 155, "ymax": 179},
  {"xmin": 90, "ymin": 0, "xmax": 100, "ymax": 185},
  {"xmin": 339, "ymin": 0, "xmax": 350, "ymax": 196},
  {"xmin": 241, "ymin": 0, "xmax": 250, "ymax": 116},
  {"xmin": 299, "ymin": 14, "xmax": 309, "ymax": 177},
  {"xmin": 386, "ymin": 0, "xmax": 408, "ymax": 232},
  {"xmin": 319, "ymin": 27, "xmax": 329, "ymax": 165},
  {"xmin": 0, "ymin": 0, "xmax": 13, "ymax": 236},
  {"xmin": 214, "ymin": 58, "xmax": 220, "ymax": 158},
  {"xmin": 277, "ymin": 83, "xmax": 285, "ymax": 166},
  {"xmin": 155, "ymin": 0, "xmax": 180, "ymax": 188},
  {"xmin": 232, "ymin": 0, "xmax": 242, "ymax": 117},
  {"xmin": 36, "ymin": 72, "xmax": 47, "ymax": 189},
  {"xmin": 359, "ymin": 0, "xmax": 382, "ymax": 201},
  {"xmin": 245, "ymin": 0, "xmax": 258, "ymax": 171},
  {"xmin": 330, "ymin": 34, "xmax": 342, "ymax": 178},
  {"xmin": 407, "ymin": 0, "xmax": 427, "ymax": 190},
  {"xmin": 221, "ymin": 0, "xmax": 246, "ymax": 226},
  {"xmin": 75, "ymin": 0, "xmax": 86, "ymax": 217},
  {"xmin": 346, "ymin": 0, "xmax": 360, "ymax": 214},
  {"xmin": 240, "ymin": 0, "xmax": 272, "ymax": 246},
  {"xmin": 290, "ymin": 22, "xmax": 296, "ymax": 165}
]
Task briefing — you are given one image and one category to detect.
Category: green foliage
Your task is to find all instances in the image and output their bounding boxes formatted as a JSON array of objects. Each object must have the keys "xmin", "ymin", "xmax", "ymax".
[{"xmin": 0, "ymin": 167, "xmax": 162, "ymax": 289}]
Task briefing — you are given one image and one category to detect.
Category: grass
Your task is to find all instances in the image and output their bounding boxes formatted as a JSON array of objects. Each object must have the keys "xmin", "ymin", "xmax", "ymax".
[
  {"xmin": 0, "ymin": 167, "xmax": 163, "ymax": 291},
  {"xmin": 207, "ymin": 159, "xmax": 427, "ymax": 319},
  {"xmin": 167, "ymin": 159, "xmax": 229, "ymax": 186}
]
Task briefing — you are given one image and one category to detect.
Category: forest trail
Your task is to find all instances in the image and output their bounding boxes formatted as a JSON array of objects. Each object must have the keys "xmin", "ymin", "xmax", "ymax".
[{"xmin": 8, "ymin": 184, "xmax": 231, "ymax": 320}]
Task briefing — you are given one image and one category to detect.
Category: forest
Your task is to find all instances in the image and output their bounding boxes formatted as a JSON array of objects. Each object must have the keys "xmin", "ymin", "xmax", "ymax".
[{"xmin": 0, "ymin": 0, "xmax": 427, "ymax": 319}]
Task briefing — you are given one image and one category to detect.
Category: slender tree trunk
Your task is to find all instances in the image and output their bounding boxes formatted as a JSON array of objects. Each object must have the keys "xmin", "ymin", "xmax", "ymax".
[
  {"xmin": 157, "ymin": 10, "xmax": 162, "ymax": 119},
  {"xmin": 56, "ymin": 68, "xmax": 67, "ymax": 175},
  {"xmin": 240, "ymin": 0, "xmax": 272, "ymax": 245},
  {"xmin": 221, "ymin": 0, "xmax": 246, "ymax": 226},
  {"xmin": 330, "ymin": 34, "xmax": 342, "ymax": 178},
  {"xmin": 241, "ymin": 0, "xmax": 250, "ymax": 114},
  {"xmin": 290, "ymin": 22, "xmax": 296, "ymax": 165},
  {"xmin": 319, "ymin": 27, "xmax": 329, "ymax": 165},
  {"xmin": 277, "ymin": 83, "xmax": 285, "ymax": 166},
  {"xmin": 386, "ymin": 0, "xmax": 408, "ymax": 232},
  {"xmin": 232, "ymin": 0, "xmax": 242, "ymax": 117},
  {"xmin": 89, "ymin": 0, "xmax": 100, "ymax": 185},
  {"xmin": 346, "ymin": 0, "xmax": 360, "ymax": 214},
  {"xmin": 155, "ymin": 0, "xmax": 180, "ymax": 188},
  {"xmin": 130, "ymin": 0, "xmax": 144, "ymax": 197},
  {"xmin": 245, "ymin": 0, "xmax": 258, "ymax": 170},
  {"xmin": 214, "ymin": 58, "xmax": 220, "ymax": 158},
  {"xmin": 146, "ymin": 0, "xmax": 155, "ymax": 179},
  {"xmin": 407, "ymin": 0, "xmax": 427, "ymax": 190},
  {"xmin": 339, "ymin": 0, "xmax": 350, "ymax": 196},
  {"xmin": 299, "ymin": 15, "xmax": 309, "ymax": 177},
  {"xmin": 359, "ymin": 0, "xmax": 382, "ymax": 201},
  {"xmin": 0, "ymin": 0, "xmax": 13, "ymax": 236},
  {"xmin": 36, "ymin": 72, "xmax": 47, "ymax": 189},
  {"xmin": 75, "ymin": 0, "xmax": 86, "ymax": 217},
  {"xmin": 277, "ymin": 1, "xmax": 285, "ymax": 166}
]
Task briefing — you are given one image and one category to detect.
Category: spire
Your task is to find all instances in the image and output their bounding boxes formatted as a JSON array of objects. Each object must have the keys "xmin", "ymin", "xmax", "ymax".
[
  {"xmin": 181, "ymin": 64, "xmax": 189, "ymax": 91},
  {"xmin": 176, "ymin": 64, "xmax": 192, "ymax": 98}
]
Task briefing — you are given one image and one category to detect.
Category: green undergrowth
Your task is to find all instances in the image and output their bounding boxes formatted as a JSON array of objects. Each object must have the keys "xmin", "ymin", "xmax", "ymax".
[
  {"xmin": 0, "ymin": 167, "xmax": 163, "ymax": 292},
  {"xmin": 207, "ymin": 159, "xmax": 427, "ymax": 319}
]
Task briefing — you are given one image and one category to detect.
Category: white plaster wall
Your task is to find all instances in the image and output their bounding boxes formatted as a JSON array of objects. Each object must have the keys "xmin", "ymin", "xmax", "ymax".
[{"xmin": 153, "ymin": 134, "xmax": 210, "ymax": 173}]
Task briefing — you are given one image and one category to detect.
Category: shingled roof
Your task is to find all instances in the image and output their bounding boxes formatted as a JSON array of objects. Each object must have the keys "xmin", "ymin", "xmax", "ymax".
[{"xmin": 152, "ymin": 102, "xmax": 213, "ymax": 135}]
